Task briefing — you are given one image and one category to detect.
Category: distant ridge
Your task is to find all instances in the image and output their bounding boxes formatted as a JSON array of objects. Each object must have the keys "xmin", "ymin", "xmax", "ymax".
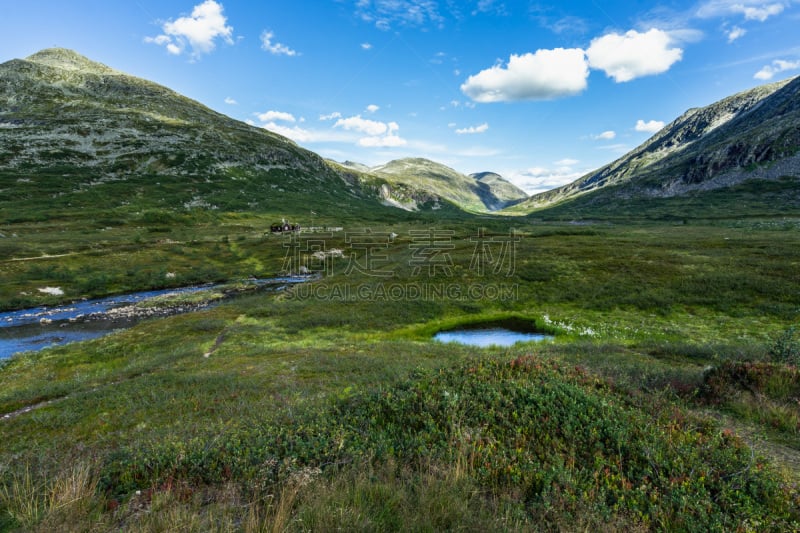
[
  {"xmin": 515, "ymin": 75, "xmax": 800, "ymax": 211},
  {"xmin": 470, "ymin": 172, "xmax": 528, "ymax": 209},
  {"xmin": 369, "ymin": 158, "xmax": 528, "ymax": 212}
]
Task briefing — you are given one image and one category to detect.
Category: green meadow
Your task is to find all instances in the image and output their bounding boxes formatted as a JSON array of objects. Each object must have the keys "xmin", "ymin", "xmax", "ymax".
[{"xmin": 1, "ymin": 207, "xmax": 799, "ymax": 530}]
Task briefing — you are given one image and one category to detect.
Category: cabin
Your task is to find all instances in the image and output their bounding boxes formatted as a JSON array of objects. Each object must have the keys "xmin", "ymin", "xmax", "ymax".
[{"xmin": 270, "ymin": 221, "xmax": 301, "ymax": 233}]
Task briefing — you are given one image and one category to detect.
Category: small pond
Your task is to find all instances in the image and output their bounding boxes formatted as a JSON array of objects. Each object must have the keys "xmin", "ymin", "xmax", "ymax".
[{"xmin": 434, "ymin": 320, "xmax": 553, "ymax": 348}]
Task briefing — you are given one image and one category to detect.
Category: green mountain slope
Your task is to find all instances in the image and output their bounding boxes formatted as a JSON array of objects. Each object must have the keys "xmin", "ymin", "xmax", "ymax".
[
  {"xmin": 470, "ymin": 171, "xmax": 528, "ymax": 209},
  {"xmin": 512, "ymin": 76, "xmax": 800, "ymax": 215},
  {"xmin": 367, "ymin": 158, "xmax": 527, "ymax": 212},
  {"xmin": 0, "ymin": 48, "xmax": 388, "ymax": 222}
]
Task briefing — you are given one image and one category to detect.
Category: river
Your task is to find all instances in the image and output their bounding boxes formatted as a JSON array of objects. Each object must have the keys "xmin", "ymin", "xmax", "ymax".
[{"xmin": 0, "ymin": 277, "xmax": 306, "ymax": 360}]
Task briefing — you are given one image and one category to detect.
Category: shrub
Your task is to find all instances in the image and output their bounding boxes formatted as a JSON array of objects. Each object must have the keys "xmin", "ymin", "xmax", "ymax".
[
  {"xmin": 98, "ymin": 355, "xmax": 799, "ymax": 530},
  {"xmin": 769, "ymin": 326, "xmax": 800, "ymax": 366}
]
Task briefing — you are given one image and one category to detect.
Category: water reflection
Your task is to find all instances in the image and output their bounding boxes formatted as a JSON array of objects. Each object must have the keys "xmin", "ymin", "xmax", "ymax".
[{"xmin": 434, "ymin": 328, "xmax": 552, "ymax": 348}]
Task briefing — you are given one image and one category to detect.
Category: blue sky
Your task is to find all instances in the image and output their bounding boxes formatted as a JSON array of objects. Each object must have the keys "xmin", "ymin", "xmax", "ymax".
[{"xmin": 2, "ymin": 1, "xmax": 799, "ymax": 193}]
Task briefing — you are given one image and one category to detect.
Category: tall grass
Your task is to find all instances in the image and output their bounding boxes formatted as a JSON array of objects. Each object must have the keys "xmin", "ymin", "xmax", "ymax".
[{"xmin": 0, "ymin": 462, "xmax": 97, "ymax": 530}]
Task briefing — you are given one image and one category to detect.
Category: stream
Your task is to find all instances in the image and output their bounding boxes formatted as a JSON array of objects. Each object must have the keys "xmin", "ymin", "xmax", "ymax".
[{"xmin": 0, "ymin": 277, "xmax": 307, "ymax": 360}]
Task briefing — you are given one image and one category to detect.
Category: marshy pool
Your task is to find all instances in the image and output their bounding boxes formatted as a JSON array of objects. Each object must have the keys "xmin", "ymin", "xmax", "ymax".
[{"xmin": 434, "ymin": 326, "xmax": 553, "ymax": 348}]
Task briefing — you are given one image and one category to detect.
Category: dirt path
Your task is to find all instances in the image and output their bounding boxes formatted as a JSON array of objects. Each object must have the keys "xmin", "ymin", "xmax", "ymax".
[
  {"xmin": 4, "ymin": 252, "xmax": 76, "ymax": 262},
  {"xmin": 696, "ymin": 408, "xmax": 800, "ymax": 482},
  {"xmin": 1, "ymin": 376, "xmax": 133, "ymax": 423},
  {"xmin": 0, "ymin": 397, "xmax": 61, "ymax": 421}
]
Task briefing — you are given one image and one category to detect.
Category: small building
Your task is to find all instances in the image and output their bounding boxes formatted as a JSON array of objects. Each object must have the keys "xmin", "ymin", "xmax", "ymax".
[{"xmin": 270, "ymin": 219, "xmax": 301, "ymax": 233}]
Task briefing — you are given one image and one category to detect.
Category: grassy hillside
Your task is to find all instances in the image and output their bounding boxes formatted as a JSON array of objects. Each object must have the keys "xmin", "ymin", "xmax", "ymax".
[
  {"xmin": 513, "ymin": 175, "xmax": 800, "ymax": 222},
  {"xmin": 370, "ymin": 158, "xmax": 527, "ymax": 212},
  {"xmin": 0, "ymin": 48, "xmax": 393, "ymax": 222}
]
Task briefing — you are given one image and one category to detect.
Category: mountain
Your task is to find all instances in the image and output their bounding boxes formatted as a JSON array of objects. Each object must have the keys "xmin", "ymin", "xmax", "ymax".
[
  {"xmin": 0, "ymin": 48, "xmax": 386, "ymax": 220},
  {"xmin": 517, "ymin": 76, "xmax": 800, "ymax": 212},
  {"xmin": 470, "ymin": 172, "xmax": 528, "ymax": 209},
  {"xmin": 368, "ymin": 158, "xmax": 527, "ymax": 212},
  {"xmin": 339, "ymin": 160, "xmax": 372, "ymax": 173}
]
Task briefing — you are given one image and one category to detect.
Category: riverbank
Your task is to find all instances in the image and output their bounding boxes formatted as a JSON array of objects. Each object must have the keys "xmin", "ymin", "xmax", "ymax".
[{"xmin": 0, "ymin": 276, "xmax": 311, "ymax": 359}]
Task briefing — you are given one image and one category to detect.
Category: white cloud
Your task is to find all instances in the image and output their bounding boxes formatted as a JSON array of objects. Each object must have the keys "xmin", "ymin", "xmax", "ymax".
[
  {"xmin": 455, "ymin": 123, "xmax": 489, "ymax": 135},
  {"xmin": 598, "ymin": 143, "xmax": 631, "ymax": 153},
  {"xmin": 727, "ymin": 26, "xmax": 747, "ymax": 42},
  {"xmin": 587, "ymin": 29, "xmax": 683, "ymax": 82},
  {"xmin": 450, "ymin": 99, "xmax": 480, "ymax": 110},
  {"xmin": 359, "ymin": 134, "xmax": 407, "ymax": 147},
  {"xmin": 261, "ymin": 30, "xmax": 299, "ymax": 56},
  {"xmin": 635, "ymin": 119, "xmax": 665, "ymax": 133},
  {"xmin": 224, "ymin": 97, "xmax": 238, "ymax": 105},
  {"xmin": 668, "ymin": 29, "xmax": 706, "ymax": 44},
  {"xmin": 430, "ymin": 51, "xmax": 447, "ymax": 65},
  {"xmin": 356, "ymin": 0, "xmax": 443, "ymax": 30},
  {"xmin": 697, "ymin": 1, "xmax": 788, "ymax": 21},
  {"xmin": 592, "ymin": 130, "xmax": 616, "ymax": 140},
  {"xmin": 148, "ymin": 35, "xmax": 171, "ymax": 46},
  {"xmin": 510, "ymin": 165, "xmax": 585, "ymax": 195},
  {"xmin": 257, "ymin": 110, "xmax": 296, "ymax": 123},
  {"xmin": 262, "ymin": 123, "xmax": 312, "ymax": 142},
  {"xmin": 472, "ymin": 0, "xmax": 508, "ymax": 16},
  {"xmin": 258, "ymin": 109, "xmax": 410, "ymax": 149},
  {"xmin": 505, "ymin": 157, "xmax": 588, "ymax": 194},
  {"xmin": 361, "ymin": 42, "xmax": 373, "ymax": 50},
  {"xmin": 522, "ymin": 167, "xmax": 550, "ymax": 177},
  {"xmin": 366, "ymin": 104, "xmax": 380, "ymax": 113},
  {"xmin": 334, "ymin": 115, "xmax": 407, "ymax": 147},
  {"xmin": 145, "ymin": 0, "xmax": 233, "ymax": 59},
  {"xmin": 334, "ymin": 115, "xmax": 390, "ymax": 136},
  {"xmin": 741, "ymin": 3, "xmax": 785, "ymax": 20},
  {"xmin": 260, "ymin": 123, "xmax": 354, "ymax": 144},
  {"xmin": 461, "ymin": 48, "xmax": 589, "ymax": 102},
  {"xmin": 754, "ymin": 58, "xmax": 800, "ymax": 79}
]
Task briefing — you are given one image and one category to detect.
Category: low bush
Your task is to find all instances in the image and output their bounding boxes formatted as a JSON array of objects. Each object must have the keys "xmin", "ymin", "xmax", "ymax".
[
  {"xmin": 98, "ymin": 355, "xmax": 799, "ymax": 530},
  {"xmin": 770, "ymin": 326, "xmax": 800, "ymax": 366}
]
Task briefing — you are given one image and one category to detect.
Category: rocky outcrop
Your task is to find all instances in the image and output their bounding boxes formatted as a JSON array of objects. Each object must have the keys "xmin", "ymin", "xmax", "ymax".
[{"xmin": 520, "ymin": 75, "xmax": 800, "ymax": 209}]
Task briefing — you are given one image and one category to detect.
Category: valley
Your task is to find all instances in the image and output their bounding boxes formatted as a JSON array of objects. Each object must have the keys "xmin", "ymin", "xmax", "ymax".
[{"xmin": 0, "ymin": 49, "xmax": 799, "ymax": 530}]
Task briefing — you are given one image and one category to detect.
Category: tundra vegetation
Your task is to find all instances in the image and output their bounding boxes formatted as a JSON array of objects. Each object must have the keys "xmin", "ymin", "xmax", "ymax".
[{"xmin": 1, "ymin": 202, "xmax": 799, "ymax": 531}]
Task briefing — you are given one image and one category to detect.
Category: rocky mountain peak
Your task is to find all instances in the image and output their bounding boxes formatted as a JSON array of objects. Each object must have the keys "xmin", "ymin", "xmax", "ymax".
[
  {"xmin": 471, "ymin": 172, "xmax": 503, "ymax": 182},
  {"xmin": 24, "ymin": 48, "xmax": 118, "ymax": 75}
]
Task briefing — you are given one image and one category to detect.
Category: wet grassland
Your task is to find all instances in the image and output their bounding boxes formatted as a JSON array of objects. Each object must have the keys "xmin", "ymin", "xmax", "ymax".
[{"xmin": 1, "ymin": 212, "xmax": 799, "ymax": 530}]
